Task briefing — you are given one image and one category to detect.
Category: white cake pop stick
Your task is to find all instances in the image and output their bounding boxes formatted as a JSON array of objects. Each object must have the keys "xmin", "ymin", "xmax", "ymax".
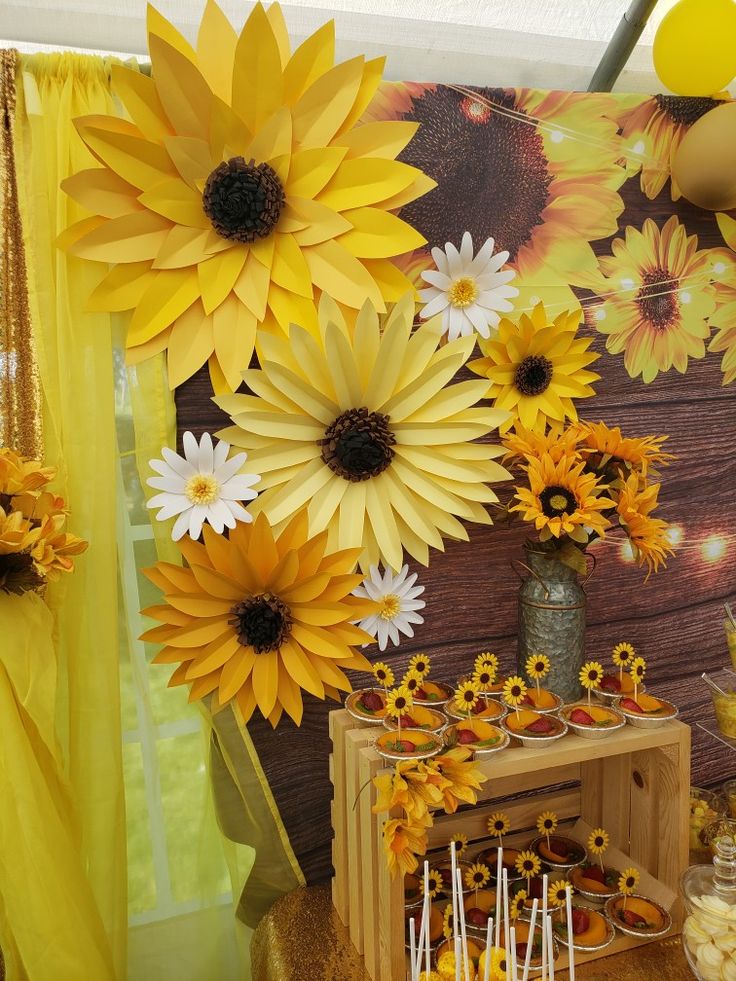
[
  {"xmin": 456, "ymin": 868, "xmax": 470, "ymax": 981},
  {"xmin": 502, "ymin": 868, "xmax": 510, "ymax": 966},
  {"xmin": 484, "ymin": 916, "xmax": 493, "ymax": 981},
  {"xmin": 546, "ymin": 914, "xmax": 555, "ymax": 981},
  {"xmin": 541, "ymin": 873, "xmax": 548, "ymax": 981},
  {"xmin": 455, "ymin": 935, "xmax": 462, "ymax": 981},
  {"xmin": 409, "ymin": 915, "xmax": 417, "ymax": 981},
  {"xmin": 509, "ymin": 926, "xmax": 519, "ymax": 981},
  {"xmin": 495, "ymin": 848, "xmax": 503, "ymax": 949},
  {"xmin": 522, "ymin": 899, "xmax": 539, "ymax": 981},
  {"xmin": 565, "ymin": 885, "xmax": 575, "ymax": 981},
  {"xmin": 451, "ymin": 841, "xmax": 459, "ymax": 942}
]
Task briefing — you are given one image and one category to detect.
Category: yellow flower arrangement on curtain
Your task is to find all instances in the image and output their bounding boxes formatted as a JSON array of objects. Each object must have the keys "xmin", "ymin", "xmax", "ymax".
[
  {"xmin": 0, "ymin": 448, "xmax": 87, "ymax": 593},
  {"xmin": 591, "ymin": 216, "xmax": 722, "ymax": 383},
  {"xmin": 373, "ymin": 746, "xmax": 487, "ymax": 875},
  {"xmin": 216, "ymin": 294, "xmax": 511, "ymax": 570},
  {"xmin": 503, "ymin": 420, "xmax": 675, "ymax": 576},
  {"xmin": 141, "ymin": 510, "xmax": 379, "ymax": 726},
  {"xmin": 469, "ymin": 302, "xmax": 600, "ymax": 433},
  {"xmin": 708, "ymin": 225, "xmax": 736, "ymax": 385},
  {"xmin": 60, "ymin": 0, "xmax": 434, "ymax": 391}
]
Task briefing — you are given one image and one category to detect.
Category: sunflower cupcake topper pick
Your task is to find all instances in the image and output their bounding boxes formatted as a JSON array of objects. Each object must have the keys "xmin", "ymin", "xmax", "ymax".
[
  {"xmin": 588, "ymin": 827, "xmax": 610, "ymax": 873},
  {"xmin": 454, "ymin": 679, "xmax": 481, "ymax": 718},
  {"xmin": 409, "ymin": 653, "xmax": 431, "ymax": 679},
  {"xmin": 464, "ymin": 861, "xmax": 491, "ymax": 898},
  {"xmin": 510, "ymin": 889, "xmax": 527, "ymax": 920},
  {"xmin": 619, "ymin": 866, "xmax": 640, "ymax": 909},
  {"xmin": 449, "ymin": 832, "xmax": 469, "ymax": 858},
  {"xmin": 217, "ymin": 295, "xmax": 512, "ymax": 571},
  {"xmin": 372, "ymin": 661, "xmax": 394, "ymax": 693},
  {"xmin": 525, "ymin": 652, "xmax": 551, "ymax": 697},
  {"xmin": 515, "ymin": 850, "xmax": 541, "ymax": 891},
  {"xmin": 385, "ymin": 685, "xmax": 413, "ymax": 739},
  {"xmin": 548, "ymin": 878, "xmax": 570, "ymax": 911},
  {"xmin": 140, "ymin": 511, "xmax": 378, "ymax": 727},
  {"xmin": 612, "ymin": 641, "xmax": 636, "ymax": 681},
  {"xmin": 630, "ymin": 656, "xmax": 647, "ymax": 700},
  {"xmin": 579, "ymin": 660, "xmax": 604, "ymax": 708},
  {"xmin": 421, "ymin": 867, "xmax": 443, "ymax": 901},
  {"xmin": 503, "ymin": 675, "xmax": 528, "ymax": 720},
  {"xmin": 536, "ymin": 809, "xmax": 558, "ymax": 850},
  {"xmin": 61, "ymin": 1, "xmax": 435, "ymax": 392},
  {"xmin": 487, "ymin": 811, "xmax": 510, "ymax": 846}
]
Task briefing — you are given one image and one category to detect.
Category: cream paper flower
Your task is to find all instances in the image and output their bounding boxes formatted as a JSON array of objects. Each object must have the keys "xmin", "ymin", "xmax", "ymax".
[
  {"xmin": 419, "ymin": 232, "xmax": 518, "ymax": 340},
  {"xmin": 353, "ymin": 564, "xmax": 425, "ymax": 650},
  {"xmin": 147, "ymin": 431, "xmax": 259, "ymax": 540}
]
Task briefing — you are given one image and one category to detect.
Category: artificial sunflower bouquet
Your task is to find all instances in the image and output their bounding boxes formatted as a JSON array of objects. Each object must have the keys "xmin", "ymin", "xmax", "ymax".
[
  {"xmin": 0, "ymin": 448, "xmax": 87, "ymax": 595},
  {"xmin": 502, "ymin": 420, "xmax": 675, "ymax": 577}
]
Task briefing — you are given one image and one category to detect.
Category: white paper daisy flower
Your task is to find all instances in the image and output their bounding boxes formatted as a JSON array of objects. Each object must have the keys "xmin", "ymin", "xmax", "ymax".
[
  {"xmin": 419, "ymin": 231, "xmax": 519, "ymax": 341},
  {"xmin": 147, "ymin": 431, "xmax": 260, "ymax": 541},
  {"xmin": 353, "ymin": 565, "xmax": 426, "ymax": 651}
]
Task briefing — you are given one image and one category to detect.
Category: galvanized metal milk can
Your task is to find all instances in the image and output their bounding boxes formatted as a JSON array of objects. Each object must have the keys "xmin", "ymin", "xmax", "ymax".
[{"xmin": 515, "ymin": 543, "xmax": 589, "ymax": 704}]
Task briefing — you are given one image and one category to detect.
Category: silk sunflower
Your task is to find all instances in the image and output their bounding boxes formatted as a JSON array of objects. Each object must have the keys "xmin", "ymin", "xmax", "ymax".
[
  {"xmin": 510, "ymin": 452, "xmax": 614, "ymax": 543},
  {"xmin": 61, "ymin": 1, "xmax": 433, "ymax": 391},
  {"xmin": 616, "ymin": 474, "xmax": 674, "ymax": 578},
  {"xmin": 469, "ymin": 302, "xmax": 600, "ymax": 434},
  {"xmin": 577, "ymin": 421, "xmax": 673, "ymax": 482},
  {"xmin": 217, "ymin": 294, "xmax": 511, "ymax": 570},
  {"xmin": 140, "ymin": 511, "xmax": 378, "ymax": 726},
  {"xmin": 592, "ymin": 216, "xmax": 718, "ymax": 383}
]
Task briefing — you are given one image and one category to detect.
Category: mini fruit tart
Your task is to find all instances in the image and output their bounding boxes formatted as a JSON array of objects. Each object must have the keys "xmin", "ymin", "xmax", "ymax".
[
  {"xmin": 616, "ymin": 692, "xmax": 678, "ymax": 728},
  {"xmin": 605, "ymin": 894, "xmax": 672, "ymax": 938},
  {"xmin": 412, "ymin": 679, "xmax": 454, "ymax": 706},
  {"xmin": 375, "ymin": 728, "xmax": 443, "ymax": 762},
  {"xmin": 502, "ymin": 709, "xmax": 568, "ymax": 747},
  {"xmin": 504, "ymin": 687, "xmax": 563, "ymax": 714},
  {"xmin": 463, "ymin": 887, "xmax": 498, "ymax": 929},
  {"xmin": 560, "ymin": 702, "xmax": 625, "ymax": 739},
  {"xmin": 345, "ymin": 687, "xmax": 387, "ymax": 723},
  {"xmin": 475, "ymin": 846, "xmax": 524, "ymax": 883},
  {"xmin": 530, "ymin": 834, "xmax": 587, "ymax": 871},
  {"xmin": 570, "ymin": 864, "xmax": 622, "ymax": 902},
  {"xmin": 443, "ymin": 719, "xmax": 510, "ymax": 757},
  {"xmin": 553, "ymin": 905, "xmax": 615, "ymax": 952},
  {"xmin": 446, "ymin": 695, "xmax": 507, "ymax": 723},
  {"xmin": 383, "ymin": 704, "xmax": 447, "ymax": 735},
  {"xmin": 405, "ymin": 904, "xmax": 445, "ymax": 949},
  {"xmin": 595, "ymin": 671, "xmax": 644, "ymax": 703}
]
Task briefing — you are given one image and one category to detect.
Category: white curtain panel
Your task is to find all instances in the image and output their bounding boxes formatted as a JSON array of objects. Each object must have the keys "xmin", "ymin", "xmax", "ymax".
[{"xmin": 0, "ymin": 0, "xmax": 692, "ymax": 93}]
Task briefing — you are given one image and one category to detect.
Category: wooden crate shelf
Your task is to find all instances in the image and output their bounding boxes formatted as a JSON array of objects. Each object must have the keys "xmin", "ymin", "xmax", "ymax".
[{"xmin": 330, "ymin": 709, "xmax": 690, "ymax": 981}]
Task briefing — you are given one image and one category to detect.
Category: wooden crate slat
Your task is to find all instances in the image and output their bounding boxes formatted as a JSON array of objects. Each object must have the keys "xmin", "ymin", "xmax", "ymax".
[
  {"xmin": 359, "ymin": 745, "xmax": 385, "ymax": 981},
  {"xmin": 346, "ymin": 725, "xmax": 380, "ymax": 953},
  {"xmin": 329, "ymin": 710, "xmax": 362, "ymax": 925}
]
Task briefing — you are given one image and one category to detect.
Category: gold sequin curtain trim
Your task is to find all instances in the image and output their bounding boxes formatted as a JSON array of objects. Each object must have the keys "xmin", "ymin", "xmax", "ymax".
[{"xmin": 0, "ymin": 49, "xmax": 42, "ymax": 459}]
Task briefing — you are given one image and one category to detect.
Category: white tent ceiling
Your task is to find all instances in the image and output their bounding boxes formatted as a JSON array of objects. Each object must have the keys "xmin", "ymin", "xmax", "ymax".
[{"xmin": 0, "ymin": 0, "xmax": 694, "ymax": 92}]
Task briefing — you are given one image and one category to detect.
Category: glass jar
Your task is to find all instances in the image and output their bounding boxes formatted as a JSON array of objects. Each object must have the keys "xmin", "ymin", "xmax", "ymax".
[
  {"xmin": 681, "ymin": 835, "xmax": 736, "ymax": 980},
  {"xmin": 691, "ymin": 788, "xmax": 727, "ymax": 862},
  {"xmin": 723, "ymin": 780, "xmax": 736, "ymax": 820}
]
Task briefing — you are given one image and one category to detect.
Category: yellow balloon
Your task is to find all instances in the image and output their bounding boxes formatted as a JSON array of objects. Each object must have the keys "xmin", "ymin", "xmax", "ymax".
[
  {"xmin": 653, "ymin": 0, "xmax": 736, "ymax": 96},
  {"xmin": 672, "ymin": 102, "xmax": 736, "ymax": 211}
]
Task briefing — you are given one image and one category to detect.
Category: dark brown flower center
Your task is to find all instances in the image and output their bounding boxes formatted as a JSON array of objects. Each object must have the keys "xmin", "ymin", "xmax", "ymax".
[
  {"xmin": 203, "ymin": 157, "xmax": 285, "ymax": 243},
  {"xmin": 515, "ymin": 354, "xmax": 553, "ymax": 396},
  {"xmin": 229, "ymin": 592, "xmax": 291, "ymax": 653},
  {"xmin": 595, "ymin": 837, "xmax": 605, "ymax": 847},
  {"xmin": 0, "ymin": 551, "xmax": 44, "ymax": 595},
  {"xmin": 654, "ymin": 95, "xmax": 721, "ymax": 126},
  {"xmin": 319, "ymin": 407, "xmax": 396, "ymax": 481},
  {"xmin": 539, "ymin": 485, "xmax": 577, "ymax": 518},
  {"xmin": 636, "ymin": 267, "xmax": 679, "ymax": 331},
  {"xmin": 398, "ymin": 87, "xmax": 552, "ymax": 259},
  {"xmin": 463, "ymin": 690, "xmax": 475, "ymax": 702},
  {"xmin": 588, "ymin": 669, "xmax": 599, "ymax": 681}
]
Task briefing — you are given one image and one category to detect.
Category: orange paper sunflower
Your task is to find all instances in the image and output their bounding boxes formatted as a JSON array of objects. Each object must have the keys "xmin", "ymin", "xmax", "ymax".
[
  {"xmin": 141, "ymin": 511, "xmax": 378, "ymax": 727},
  {"xmin": 470, "ymin": 302, "xmax": 600, "ymax": 433},
  {"xmin": 61, "ymin": 1, "xmax": 433, "ymax": 391},
  {"xmin": 592, "ymin": 216, "xmax": 718, "ymax": 383}
]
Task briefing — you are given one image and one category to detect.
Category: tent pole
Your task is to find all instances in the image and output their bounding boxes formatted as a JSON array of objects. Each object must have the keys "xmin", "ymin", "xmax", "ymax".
[{"xmin": 588, "ymin": 0, "xmax": 659, "ymax": 92}]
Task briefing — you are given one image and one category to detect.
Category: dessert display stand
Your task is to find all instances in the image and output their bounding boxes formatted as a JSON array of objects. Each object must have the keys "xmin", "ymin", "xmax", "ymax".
[{"xmin": 330, "ymin": 709, "xmax": 690, "ymax": 980}]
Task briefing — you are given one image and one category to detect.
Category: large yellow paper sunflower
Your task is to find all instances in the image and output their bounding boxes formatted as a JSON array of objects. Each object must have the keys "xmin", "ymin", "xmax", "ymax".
[
  {"xmin": 216, "ymin": 294, "xmax": 511, "ymax": 570},
  {"xmin": 592, "ymin": 216, "xmax": 719, "ymax": 383},
  {"xmin": 140, "ymin": 512, "xmax": 378, "ymax": 727},
  {"xmin": 469, "ymin": 302, "xmax": 600, "ymax": 433},
  {"xmin": 510, "ymin": 453, "xmax": 613, "ymax": 542},
  {"xmin": 61, "ymin": 1, "xmax": 433, "ymax": 391}
]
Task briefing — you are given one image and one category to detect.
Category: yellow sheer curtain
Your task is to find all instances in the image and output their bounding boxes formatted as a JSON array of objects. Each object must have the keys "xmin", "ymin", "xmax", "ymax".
[{"xmin": 14, "ymin": 53, "xmax": 126, "ymax": 977}]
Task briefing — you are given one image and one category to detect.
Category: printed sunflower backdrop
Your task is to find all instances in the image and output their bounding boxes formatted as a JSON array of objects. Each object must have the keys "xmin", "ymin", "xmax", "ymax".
[{"xmin": 175, "ymin": 81, "xmax": 736, "ymax": 887}]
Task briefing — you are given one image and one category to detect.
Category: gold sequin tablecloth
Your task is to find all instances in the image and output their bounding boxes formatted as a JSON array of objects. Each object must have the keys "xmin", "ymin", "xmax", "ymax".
[{"xmin": 251, "ymin": 884, "xmax": 693, "ymax": 980}]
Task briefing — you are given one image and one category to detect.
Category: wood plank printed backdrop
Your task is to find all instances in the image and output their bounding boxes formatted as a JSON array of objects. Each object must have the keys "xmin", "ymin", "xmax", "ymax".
[{"xmin": 175, "ymin": 84, "xmax": 736, "ymax": 885}]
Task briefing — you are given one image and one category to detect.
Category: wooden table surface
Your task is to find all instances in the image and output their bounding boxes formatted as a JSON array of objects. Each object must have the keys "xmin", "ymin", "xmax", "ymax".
[{"xmin": 251, "ymin": 884, "xmax": 694, "ymax": 980}]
